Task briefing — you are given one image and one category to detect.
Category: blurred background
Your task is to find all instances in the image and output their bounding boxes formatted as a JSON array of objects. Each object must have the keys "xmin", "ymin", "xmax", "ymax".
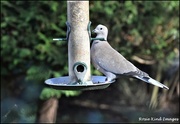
[{"xmin": 1, "ymin": 1, "xmax": 179, "ymax": 123}]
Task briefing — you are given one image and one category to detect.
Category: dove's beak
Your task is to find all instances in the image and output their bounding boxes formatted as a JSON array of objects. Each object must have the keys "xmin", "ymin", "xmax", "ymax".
[{"xmin": 92, "ymin": 29, "xmax": 97, "ymax": 33}]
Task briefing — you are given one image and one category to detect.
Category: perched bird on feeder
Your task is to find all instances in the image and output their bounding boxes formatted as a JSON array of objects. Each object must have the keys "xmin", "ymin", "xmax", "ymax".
[{"xmin": 90, "ymin": 24, "xmax": 169, "ymax": 90}]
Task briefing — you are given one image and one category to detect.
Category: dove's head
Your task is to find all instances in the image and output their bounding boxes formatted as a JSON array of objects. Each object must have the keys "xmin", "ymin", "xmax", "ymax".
[{"xmin": 92, "ymin": 24, "xmax": 108, "ymax": 41}]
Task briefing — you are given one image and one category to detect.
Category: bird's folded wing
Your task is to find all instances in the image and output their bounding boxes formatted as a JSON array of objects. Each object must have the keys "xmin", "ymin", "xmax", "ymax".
[{"xmin": 94, "ymin": 42, "xmax": 137, "ymax": 74}]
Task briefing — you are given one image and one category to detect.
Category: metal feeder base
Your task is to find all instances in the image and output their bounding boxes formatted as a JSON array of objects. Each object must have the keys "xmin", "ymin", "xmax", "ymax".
[{"xmin": 45, "ymin": 76, "xmax": 115, "ymax": 90}]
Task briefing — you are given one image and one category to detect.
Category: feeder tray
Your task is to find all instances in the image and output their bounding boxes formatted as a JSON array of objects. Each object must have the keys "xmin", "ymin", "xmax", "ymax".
[{"xmin": 45, "ymin": 76, "xmax": 115, "ymax": 90}]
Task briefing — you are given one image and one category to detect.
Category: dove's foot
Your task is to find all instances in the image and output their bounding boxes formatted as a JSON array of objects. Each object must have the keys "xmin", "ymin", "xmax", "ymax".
[{"xmin": 105, "ymin": 78, "xmax": 116, "ymax": 83}]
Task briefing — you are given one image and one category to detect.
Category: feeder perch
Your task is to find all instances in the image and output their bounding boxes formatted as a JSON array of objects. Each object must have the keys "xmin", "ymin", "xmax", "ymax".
[{"xmin": 45, "ymin": 1, "xmax": 115, "ymax": 90}]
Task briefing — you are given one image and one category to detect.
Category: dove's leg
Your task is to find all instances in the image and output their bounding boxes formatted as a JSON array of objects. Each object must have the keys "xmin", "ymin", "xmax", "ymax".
[
  {"xmin": 104, "ymin": 72, "xmax": 116, "ymax": 82},
  {"xmin": 94, "ymin": 63, "xmax": 116, "ymax": 82}
]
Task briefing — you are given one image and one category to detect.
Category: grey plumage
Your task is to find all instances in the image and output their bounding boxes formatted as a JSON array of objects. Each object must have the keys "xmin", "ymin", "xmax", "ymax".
[{"xmin": 91, "ymin": 24, "xmax": 169, "ymax": 90}]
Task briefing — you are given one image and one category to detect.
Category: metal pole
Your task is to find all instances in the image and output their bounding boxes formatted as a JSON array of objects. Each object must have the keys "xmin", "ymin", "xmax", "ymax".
[{"xmin": 67, "ymin": 1, "xmax": 91, "ymax": 84}]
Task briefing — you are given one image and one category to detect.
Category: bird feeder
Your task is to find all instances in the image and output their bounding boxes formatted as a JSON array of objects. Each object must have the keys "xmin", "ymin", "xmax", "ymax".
[{"xmin": 45, "ymin": 1, "xmax": 115, "ymax": 90}]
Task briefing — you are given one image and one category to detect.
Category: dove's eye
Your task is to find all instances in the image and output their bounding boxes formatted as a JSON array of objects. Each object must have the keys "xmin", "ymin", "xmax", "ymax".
[{"xmin": 100, "ymin": 28, "xmax": 103, "ymax": 30}]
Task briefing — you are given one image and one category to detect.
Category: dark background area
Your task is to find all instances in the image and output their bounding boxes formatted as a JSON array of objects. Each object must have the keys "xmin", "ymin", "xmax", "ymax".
[{"xmin": 1, "ymin": 1, "xmax": 179, "ymax": 123}]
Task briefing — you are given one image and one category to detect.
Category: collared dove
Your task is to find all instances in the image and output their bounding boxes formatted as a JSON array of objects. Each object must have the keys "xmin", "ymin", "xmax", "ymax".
[{"xmin": 91, "ymin": 24, "xmax": 169, "ymax": 90}]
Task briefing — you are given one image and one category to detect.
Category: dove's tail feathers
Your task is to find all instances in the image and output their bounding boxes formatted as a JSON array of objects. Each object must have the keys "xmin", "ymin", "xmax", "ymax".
[{"xmin": 134, "ymin": 76, "xmax": 169, "ymax": 90}]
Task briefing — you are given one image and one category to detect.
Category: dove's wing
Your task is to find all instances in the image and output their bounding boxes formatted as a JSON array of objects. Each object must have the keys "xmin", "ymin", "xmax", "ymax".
[{"xmin": 91, "ymin": 41, "xmax": 142, "ymax": 75}]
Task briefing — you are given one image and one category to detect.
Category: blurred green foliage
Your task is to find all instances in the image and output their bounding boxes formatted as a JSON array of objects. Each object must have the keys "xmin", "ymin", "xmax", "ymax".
[
  {"xmin": 1, "ymin": 1, "xmax": 75, "ymax": 100},
  {"xmin": 90, "ymin": 1, "xmax": 179, "ymax": 61},
  {"xmin": 40, "ymin": 88, "xmax": 81, "ymax": 100},
  {"xmin": 1, "ymin": 1, "xmax": 179, "ymax": 123}
]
